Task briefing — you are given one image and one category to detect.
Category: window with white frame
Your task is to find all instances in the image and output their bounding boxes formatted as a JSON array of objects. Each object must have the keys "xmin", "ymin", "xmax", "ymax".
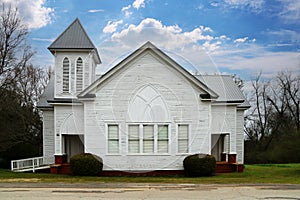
[
  {"xmin": 107, "ymin": 124, "xmax": 119, "ymax": 153},
  {"xmin": 158, "ymin": 125, "xmax": 168, "ymax": 153},
  {"xmin": 128, "ymin": 125, "xmax": 140, "ymax": 153},
  {"xmin": 143, "ymin": 125, "xmax": 154, "ymax": 153},
  {"xmin": 128, "ymin": 124, "xmax": 169, "ymax": 154},
  {"xmin": 76, "ymin": 57, "xmax": 83, "ymax": 92},
  {"xmin": 62, "ymin": 57, "xmax": 70, "ymax": 93},
  {"xmin": 178, "ymin": 124, "xmax": 189, "ymax": 153}
]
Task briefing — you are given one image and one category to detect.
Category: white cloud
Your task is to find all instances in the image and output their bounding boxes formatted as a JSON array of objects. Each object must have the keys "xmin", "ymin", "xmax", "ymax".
[
  {"xmin": 99, "ymin": 18, "xmax": 222, "ymax": 74},
  {"xmin": 2, "ymin": 0, "xmax": 54, "ymax": 29},
  {"xmin": 265, "ymin": 29, "xmax": 300, "ymax": 43},
  {"xmin": 210, "ymin": 2, "xmax": 219, "ymax": 7},
  {"xmin": 218, "ymin": 35, "xmax": 230, "ymax": 40},
  {"xmin": 98, "ymin": 18, "xmax": 300, "ymax": 78},
  {"xmin": 234, "ymin": 37, "xmax": 248, "ymax": 43},
  {"xmin": 224, "ymin": 0, "xmax": 265, "ymax": 12},
  {"xmin": 133, "ymin": 0, "xmax": 145, "ymax": 9},
  {"xmin": 111, "ymin": 18, "xmax": 215, "ymax": 50},
  {"xmin": 211, "ymin": 43, "xmax": 300, "ymax": 77},
  {"xmin": 121, "ymin": 5, "xmax": 133, "ymax": 17},
  {"xmin": 88, "ymin": 9, "xmax": 104, "ymax": 13},
  {"xmin": 278, "ymin": 0, "xmax": 300, "ymax": 23},
  {"xmin": 32, "ymin": 37, "xmax": 55, "ymax": 42},
  {"xmin": 121, "ymin": 0, "xmax": 145, "ymax": 17},
  {"xmin": 103, "ymin": 20, "xmax": 123, "ymax": 33}
]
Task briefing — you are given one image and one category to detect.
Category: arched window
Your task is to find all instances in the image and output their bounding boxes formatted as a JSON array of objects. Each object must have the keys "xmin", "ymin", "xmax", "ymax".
[
  {"xmin": 62, "ymin": 57, "xmax": 70, "ymax": 93},
  {"xmin": 76, "ymin": 57, "xmax": 83, "ymax": 92}
]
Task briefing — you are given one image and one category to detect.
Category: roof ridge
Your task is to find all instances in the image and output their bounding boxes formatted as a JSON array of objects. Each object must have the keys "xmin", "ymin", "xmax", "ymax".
[
  {"xmin": 48, "ymin": 18, "xmax": 96, "ymax": 50},
  {"xmin": 78, "ymin": 41, "xmax": 219, "ymax": 99}
]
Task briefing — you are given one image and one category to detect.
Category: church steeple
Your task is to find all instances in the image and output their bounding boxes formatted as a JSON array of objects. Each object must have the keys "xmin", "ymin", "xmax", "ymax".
[
  {"xmin": 48, "ymin": 18, "xmax": 101, "ymax": 63},
  {"xmin": 49, "ymin": 18, "xmax": 101, "ymax": 98}
]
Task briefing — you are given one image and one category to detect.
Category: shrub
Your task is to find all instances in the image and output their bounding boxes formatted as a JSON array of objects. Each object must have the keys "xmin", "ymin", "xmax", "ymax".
[
  {"xmin": 70, "ymin": 153, "xmax": 103, "ymax": 176},
  {"xmin": 183, "ymin": 154, "xmax": 216, "ymax": 177}
]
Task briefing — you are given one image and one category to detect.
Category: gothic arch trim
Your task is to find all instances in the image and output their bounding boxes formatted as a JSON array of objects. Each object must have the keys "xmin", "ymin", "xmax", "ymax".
[
  {"xmin": 60, "ymin": 113, "xmax": 84, "ymax": 134},
  {"xmin": 127, "ymin": 84, "xmax": 170, "ymax": 122}
]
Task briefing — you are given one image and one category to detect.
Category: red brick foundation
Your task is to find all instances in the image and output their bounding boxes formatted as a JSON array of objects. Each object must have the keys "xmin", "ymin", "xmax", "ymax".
[
  {"xmin": 215, "ymin": 162, "xmax": 244, "ymax": 173},
  {"xmin": 49, "ymin": 163, "xmax": 244, "ymax": 175},
  {"xmin": 54, "ymin": 154, "xmax": 67, "ymax": 164},
  {"xmin": 228, "ymin": 153, "xmax": 237, "ymax": 164},
  {"xmin": 50, "ymin": 163, "xmax": 71, "ymax": 175}
]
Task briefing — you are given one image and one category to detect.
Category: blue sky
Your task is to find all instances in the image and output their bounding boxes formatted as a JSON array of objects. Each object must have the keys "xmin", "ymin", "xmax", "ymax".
[{"xmin": 5, "ymin": 0, "xmax": 300, "ymax": 80}]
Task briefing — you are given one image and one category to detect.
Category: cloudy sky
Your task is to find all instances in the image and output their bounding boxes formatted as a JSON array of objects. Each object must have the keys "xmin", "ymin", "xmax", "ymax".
[{"xmin": 3, "ymin": 0, "xmax": 300, "ymax": 80}]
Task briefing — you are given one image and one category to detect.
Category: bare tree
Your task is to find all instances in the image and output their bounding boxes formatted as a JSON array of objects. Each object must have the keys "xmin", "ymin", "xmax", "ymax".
[
  {"xmin": 244, "ymin": 70, "xmax": 300, "ymax": 163},
  {"xmin": 17, "ymin": 65, "xmax": 52, "ymax": 106},
  {"xmin": 245, "ymin": 71, "xmax": 300, "ymax": 139},
  {"xmin": 276, "ymin": 72, "xmax": 300, "ymax": 132},
  {"xmin": 0, "ymin": 4, "xmax": 34, "ymax": 89},
  {"xmin": 0, "ymin": 4, "xmax": 51, "ymax": 164},
  {"xmin": 245, "ymin": 73, "xmax": 273, "ymax": 141}
]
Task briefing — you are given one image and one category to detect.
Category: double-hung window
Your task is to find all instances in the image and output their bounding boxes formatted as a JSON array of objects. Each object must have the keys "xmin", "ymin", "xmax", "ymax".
[
  {"xmin": 128, "ymin": 125, "xmax": 140, "ymax": 153},
  {"xmin": 128, "ymin": 124, "xmax": 169, "ymax": 154},
  {"xmin": 143, "ymin": 125, "xmax": 154, "ymax": 153},
  {"xmin": 107, "ymin": 125, "xmax": 119, "ymax": 154},
  {"xmin": 157, "ymin": 125, "xmax": 168, "ymax": 153},
  {"xmin": 178, "ymin": 124, "xmax": 189, "ymax": 153}
]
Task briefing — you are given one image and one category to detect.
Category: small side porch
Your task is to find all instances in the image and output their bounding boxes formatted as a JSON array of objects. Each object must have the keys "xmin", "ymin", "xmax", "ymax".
[
  {"xmin": 50, "ymin": 134, "xmax": 84, "ymax": 174},
  {"xmin": 212, "ymin": 133, "xmax": 244, "ymax": 173}
]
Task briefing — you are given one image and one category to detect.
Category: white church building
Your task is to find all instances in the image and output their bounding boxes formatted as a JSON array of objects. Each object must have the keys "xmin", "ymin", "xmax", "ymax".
[{"xmin": 37, "ymin": 18, "xmax": 249, "ymax": 174}]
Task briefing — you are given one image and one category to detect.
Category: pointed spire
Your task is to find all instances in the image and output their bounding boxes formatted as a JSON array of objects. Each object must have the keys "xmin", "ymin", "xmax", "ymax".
[{"xmin": 48, "ymin": 18, "xmax": 96, "ymax": 50}]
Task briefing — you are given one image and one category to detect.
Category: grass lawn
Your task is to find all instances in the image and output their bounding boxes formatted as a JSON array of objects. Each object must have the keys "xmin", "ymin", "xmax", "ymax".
[{"xmin": 0, "ymin": 164, "xmax": 300, "ymax": 184}]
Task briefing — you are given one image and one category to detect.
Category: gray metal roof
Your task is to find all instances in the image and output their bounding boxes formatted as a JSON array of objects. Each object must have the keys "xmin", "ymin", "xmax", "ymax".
[
  {"xmin": 37, "ymin": 75, "xmax": 54, "ymax": 109},
  {"xmin": 195, "ymin": 75, "xmax": 249, "ymax": 107},
  {"xmin": 38, "ymin": 74, "xmax": 249, "ymax": 109},
  {"xmin": 48, "ymin": 18, "xmax": 96, "ymax": 50}
]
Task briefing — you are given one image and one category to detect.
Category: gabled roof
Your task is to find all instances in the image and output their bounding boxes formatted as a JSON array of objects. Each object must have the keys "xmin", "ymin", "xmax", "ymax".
[
  {"xmin": 195, "ymin": 75, "xmax": 250, "ymax": 108},
  {"xmin": 78, "ymin": 41, "xmax": 219, "ymax": 99},
  {"xmin": 48, "ymin": 18, "xmax": 96, "ymax": 50},
  {"xmin": 37, "ymin": 75, "xmax": 54, "ymax": 109},
  {"xmin": 48, "ymin": 18, "xmax": 101, "ymax": 63}
]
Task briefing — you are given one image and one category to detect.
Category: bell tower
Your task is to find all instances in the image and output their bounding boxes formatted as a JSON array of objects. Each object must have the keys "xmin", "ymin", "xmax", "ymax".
[{"xmin": 48, "ymin": 18, "xmax": 101, "ymax": 99}]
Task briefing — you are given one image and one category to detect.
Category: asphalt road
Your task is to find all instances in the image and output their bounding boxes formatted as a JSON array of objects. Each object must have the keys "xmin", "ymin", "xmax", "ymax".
[{"xmin": 1, "ymin": 183, "xmax": 300, "ymax": 199}]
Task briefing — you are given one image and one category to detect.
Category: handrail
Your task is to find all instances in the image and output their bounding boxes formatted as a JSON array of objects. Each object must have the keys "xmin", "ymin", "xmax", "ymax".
[{"xmin": 11, "ymin": 156, "xmax": 54, "ymax": 173}]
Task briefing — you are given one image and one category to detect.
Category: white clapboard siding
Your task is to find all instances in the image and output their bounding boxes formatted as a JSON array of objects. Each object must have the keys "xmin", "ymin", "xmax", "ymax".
[
  {"xmin": 236, "ymin": 109, "xmax": 245, "ymax": 163},
  {"xmin": 54, "ymin": 105, "xmax": 84, "ymax": 155},
  {"xmin": 43, "ymin": 110, "xmax": 55, "ymax": 157},
  {"xmin": 84, "ymin": 52, "xmax": 211, "ymax": 171},
  {"xmin": 54, "ymin": 51, "xmax": 96, "ymax": 98}
]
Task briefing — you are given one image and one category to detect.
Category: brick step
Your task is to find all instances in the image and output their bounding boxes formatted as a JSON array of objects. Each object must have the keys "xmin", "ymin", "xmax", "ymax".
[{"xmin": 50, "ymin": 163, "xmax": 71, "ymax": 175}]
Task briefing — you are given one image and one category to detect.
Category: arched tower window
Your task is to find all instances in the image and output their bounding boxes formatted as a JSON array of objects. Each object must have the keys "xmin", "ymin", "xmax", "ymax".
[
  {"xmin": 62, "ymin": 57, "xmax": 70, "ymax": 93},
  {"xmin": 76, "ymin": 57, "xmax": 83, "ymax": 92}
]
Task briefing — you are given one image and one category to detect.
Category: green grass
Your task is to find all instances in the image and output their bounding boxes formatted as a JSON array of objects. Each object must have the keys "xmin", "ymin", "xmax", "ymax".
[{"xmin": 1, "ymin": 164, "xmax": 300, "ymax": 184}]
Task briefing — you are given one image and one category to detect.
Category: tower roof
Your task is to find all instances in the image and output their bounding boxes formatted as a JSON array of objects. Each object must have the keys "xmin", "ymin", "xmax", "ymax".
[
  {"xmin": 48, "ymin": 18, "xmax": 96, "ymax": 50},
  {"xmin": 48, "ymin": 18, "xmax": 101, "ymax": 63}
]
